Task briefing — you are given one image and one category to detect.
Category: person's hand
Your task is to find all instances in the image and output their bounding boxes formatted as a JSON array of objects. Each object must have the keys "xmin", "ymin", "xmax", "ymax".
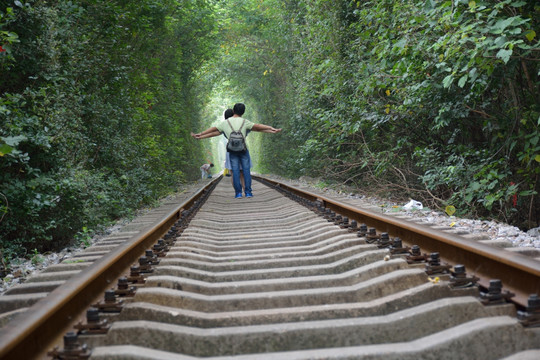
[
  {"xmin": 271, "ymin": 128, "xmax": 282, "ymax": 133},
  {"xmin": 190, "ymin": 132, "xmax": 201, "ymax": 139}
]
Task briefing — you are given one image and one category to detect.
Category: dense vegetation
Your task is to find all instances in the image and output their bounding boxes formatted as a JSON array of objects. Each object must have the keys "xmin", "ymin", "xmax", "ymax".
[
  {"xmin": 1, "ymin": 0, "xmax": 539, "ymax": 261},
  {"xmin": 0, "ymin": 0, "xmax": 216, "ymax": 259},
  {"xmin": 212, "ymin": 0, "xmax": 540, "ymax": 229}
]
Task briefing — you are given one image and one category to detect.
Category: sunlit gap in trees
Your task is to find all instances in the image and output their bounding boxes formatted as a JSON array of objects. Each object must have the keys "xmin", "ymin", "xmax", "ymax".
[{"xmin": 200, "ymin": 87, "xmax": 265, "ymax": 176}]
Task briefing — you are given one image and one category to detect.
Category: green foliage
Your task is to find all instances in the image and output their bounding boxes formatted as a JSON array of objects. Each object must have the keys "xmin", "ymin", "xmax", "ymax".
[
  {"xmin": 288, "ymin": 0, "xmax": 540, "ymax": 227},
  {"xmin": 2, "ymin": 0, "xmax": 539, "ymax": 262},
  {"xmin": 75, "ymin": 226, "xmax": 92, "ymax": 248},
  {"xmin": 0, "ymin": 0, "xmax": 217, "ymax": 258},
  {"xmin": 203, "ymin": 0, "xmax": 539, "ymax": 228},
  {"xmin": 30, "ymin": 248, "xmax": 43, "ymax": 266},
  {"xmin": 414, "ymin": 146, "xmax": 518, "ymax": 217}
]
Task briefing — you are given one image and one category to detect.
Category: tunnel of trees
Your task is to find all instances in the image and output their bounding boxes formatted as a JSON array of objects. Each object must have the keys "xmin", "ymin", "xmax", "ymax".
[{"xmin": 1, "ymin": 0, "xmax": 539, "ymax": 260}]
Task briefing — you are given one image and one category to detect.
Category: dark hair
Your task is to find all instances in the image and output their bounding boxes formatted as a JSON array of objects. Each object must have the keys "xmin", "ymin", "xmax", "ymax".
[
  {"xmin": 210, "ymin": 163, "xmax": 214, "ymax": 167},
  {"xmin": 224, "ymin": 109, "xmax": 234, "ymax": 119},
  {"xmin": 233, "ymin": 103, "xmax": 245, "ymax": 116}
]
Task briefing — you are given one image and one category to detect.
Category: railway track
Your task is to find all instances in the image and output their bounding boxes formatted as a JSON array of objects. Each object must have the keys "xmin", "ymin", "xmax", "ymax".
[{"xmin": 1, "ymin": 175, "xmax": 540, "ymax": 359}]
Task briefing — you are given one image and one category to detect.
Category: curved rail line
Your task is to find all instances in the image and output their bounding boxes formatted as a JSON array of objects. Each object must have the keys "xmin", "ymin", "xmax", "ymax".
[{"xmin": 0, "ymin": 175, "xmax": 539, "ymax": 359}]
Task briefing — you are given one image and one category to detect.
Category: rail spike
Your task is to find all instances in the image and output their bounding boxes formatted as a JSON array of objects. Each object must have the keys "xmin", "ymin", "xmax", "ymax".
[
  {"xmin": 93, "ymin": 289, "xmax": 124, "ymax": 313},
  {"xmin": 73, "ymin": 308, "xmax": 110, "ymax": 335},
  {"xmin": 517, "ymin": 294, "xmax": 540, "ymax": 327},
  {"xmin": 449, "ymin": 265, "xmax": 479, "ymax": 289},
  {"xmin": 406, "ymin": 245, "xmax": 429, "ymax": 264},
  {"xmin": 425, "ymin": 252, "xmax": 452, "ymax": 275},
  {"xmin": 47, "ymin": 332, "xmax": 91, "ymax": 360},
  {"xmin": 480, "ymin": 279, "xmax": 515, "ymax": 305}
]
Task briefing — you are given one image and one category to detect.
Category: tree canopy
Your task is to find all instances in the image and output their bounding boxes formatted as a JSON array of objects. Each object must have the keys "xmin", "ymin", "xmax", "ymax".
[
  {"xmin": 206, "ymin": 0, "xmax": 540, "ymax": 228},
  {"xmin": 1, "ymin": 0, "xmax": 539, "ymax": 259}
]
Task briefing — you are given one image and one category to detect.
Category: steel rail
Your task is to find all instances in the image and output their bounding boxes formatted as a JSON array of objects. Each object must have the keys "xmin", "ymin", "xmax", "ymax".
[
  {"xmin": 0, "ymin": 177, "xmax": 221, "ymax": 360},
  {"xmin": 254, "ymin": 175, "xmax": 540, "ymax": 307}
]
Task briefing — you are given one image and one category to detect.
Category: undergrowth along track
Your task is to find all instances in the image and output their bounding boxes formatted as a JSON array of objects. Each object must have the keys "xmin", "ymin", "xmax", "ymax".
[{"xmin": 0, "ymin": 175, "xmax": 539, "ymax": 359}]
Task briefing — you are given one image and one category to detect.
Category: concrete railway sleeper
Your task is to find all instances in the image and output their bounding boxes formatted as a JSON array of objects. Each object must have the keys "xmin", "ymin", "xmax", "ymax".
[{"xmin": 0, "ymin": 175, "xmax": 539, "ymax": 359}]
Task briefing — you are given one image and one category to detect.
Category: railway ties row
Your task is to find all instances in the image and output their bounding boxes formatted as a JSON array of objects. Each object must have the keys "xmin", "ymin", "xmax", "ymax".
[
  {"xmin": 78, "ymin": 179, "xmax": 539, "ymax": 359},
  {"xmin": 1, "ymin": 176, "xmax": 540, "ymax": 359}
]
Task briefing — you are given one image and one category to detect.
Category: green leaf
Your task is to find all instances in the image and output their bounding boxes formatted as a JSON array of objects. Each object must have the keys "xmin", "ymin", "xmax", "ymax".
[
  {"xmin": 496, "ymin": 49, "xmax": 513, "ymax": 64},
  {"xmin": 517, "ymin": 43, "xmax": 533, "ymax": 50},
  {"xmin": 535, "ymin": 154, "xmax": 540, "ymax": 163},
  {"xmin": 458, "ymin": 75, "xmax": 468, "ymax": 88},
  {"xmin": 0, "ymin": 143, "xmax": 13, "ymax": 156},
  {"xmin": 468, "ymin": 67, "xmax": 477, "ymax": 81},
  {"xmin": 1, "ymin": 135, "xmax": 27, "ymax": 147},
  {"xmin": 511, "ymin": 1, "xmax": 527, "ymax": 7},
  {"xmin": 492, "ymin": 18, "xmax": 514, "ymax": 32},
  {"xmin": 442, "ymin": 75, "xmax": 454, "ymax": 88},
  {"xmin": 525, "ymin": 30, "xmax": 536, "ymax": 42},
  {"xmin": 424, "ymin": 0, "xmax": 436, "ymax": 10},
  {"xmin": 494, "ymin": 36, "xmax": 507, "ymax": 48}
]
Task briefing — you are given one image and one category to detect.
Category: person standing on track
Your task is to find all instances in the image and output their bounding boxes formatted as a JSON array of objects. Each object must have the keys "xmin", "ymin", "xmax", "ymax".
[
  {"xmin": 223, "ymin": 109, "xmax": 251, "ymax": 192},
  {"xmin": 191, "ymin": 103, "xmax": 281, "ymax": 198}
]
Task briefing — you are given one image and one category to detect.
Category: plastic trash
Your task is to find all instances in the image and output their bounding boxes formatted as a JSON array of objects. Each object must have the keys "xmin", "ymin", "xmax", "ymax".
[{"xmin": 403, "ymin": 199, "xmax": 423, "ymax": 210}]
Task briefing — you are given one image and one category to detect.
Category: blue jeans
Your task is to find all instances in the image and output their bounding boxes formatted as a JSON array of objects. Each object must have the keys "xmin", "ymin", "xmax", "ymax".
[{"xmin": 229, "ymin": 150, "xmax": 252, "ymax": 195}]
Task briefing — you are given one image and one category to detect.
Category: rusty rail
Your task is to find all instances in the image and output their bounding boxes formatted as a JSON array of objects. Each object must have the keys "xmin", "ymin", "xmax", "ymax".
[
  {"xmin": 0, "ymin": 177, "xmax": 221, "ymax": 360},
  {"xmin": 254, "ymin": 175, "xmax": 540, "ymax": 307}
]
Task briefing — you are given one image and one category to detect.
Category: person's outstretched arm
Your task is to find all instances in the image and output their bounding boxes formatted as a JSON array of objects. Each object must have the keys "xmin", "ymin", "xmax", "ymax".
[
  {"xmin": 191, "ymin": 127, "xmax": 220, "ymax": 139},
  {"xmin": 194, "ymin": 130, "xmax": 221, "ymax": 139},
  {"xmin": 191, "ymin": 126, "xmax": 219, "ymax": 139},
  {"xmin": 252, "ymin": 123, "xmax": 282, "ymax": 133}
]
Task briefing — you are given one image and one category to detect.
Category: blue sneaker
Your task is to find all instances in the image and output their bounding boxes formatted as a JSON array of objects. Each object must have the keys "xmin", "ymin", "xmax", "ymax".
[
  {"xmin": 245, "ymin": 192, "xmax": 253, "ymax": 198},
  {"xmin": 235, "ymin": 193, "xmax": 243, "ymax": 199}
]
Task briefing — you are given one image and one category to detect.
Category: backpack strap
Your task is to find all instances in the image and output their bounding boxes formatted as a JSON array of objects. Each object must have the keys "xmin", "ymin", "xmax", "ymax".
[
  {"xmin": 226, "ymin": 119, "xmax": 246, "ymax": 133},
  {"xmin": 226, "ymin": 119, "xmax": 235, "ymax": 132}
]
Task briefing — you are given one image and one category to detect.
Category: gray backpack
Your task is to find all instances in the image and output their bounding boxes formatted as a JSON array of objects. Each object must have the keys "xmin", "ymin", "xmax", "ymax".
[{"xmin": 226, "ymin": 119, "xmax": 247, "ymax": 152}]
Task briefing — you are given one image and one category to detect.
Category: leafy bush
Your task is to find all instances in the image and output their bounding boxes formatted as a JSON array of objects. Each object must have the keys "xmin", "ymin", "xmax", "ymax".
[
  {"xmin": 0, "ymin": 0, "xmax": 216, "ymax": 258},
  {"xmin": 206, "ymin": 0, "xmax": 539, "ymax": 228}
]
